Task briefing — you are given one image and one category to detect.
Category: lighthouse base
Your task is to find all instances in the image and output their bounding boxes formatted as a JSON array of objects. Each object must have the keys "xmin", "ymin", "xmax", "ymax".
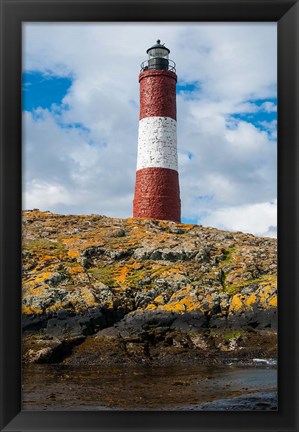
[{"xmin": 133, "ymin": 167, "xmax": 181, "ymax": 222}]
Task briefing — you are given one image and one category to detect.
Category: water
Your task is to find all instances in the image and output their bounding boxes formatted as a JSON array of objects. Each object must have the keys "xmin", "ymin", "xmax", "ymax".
[{"xmin": 22, "ymin": 363, "xmax": 277, "ymax": 411}]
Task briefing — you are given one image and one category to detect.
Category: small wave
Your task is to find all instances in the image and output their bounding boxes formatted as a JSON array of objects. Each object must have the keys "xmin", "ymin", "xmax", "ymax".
[{"xmin": 253, "ymin": 358, "xmax": 277, "ymax": 366}]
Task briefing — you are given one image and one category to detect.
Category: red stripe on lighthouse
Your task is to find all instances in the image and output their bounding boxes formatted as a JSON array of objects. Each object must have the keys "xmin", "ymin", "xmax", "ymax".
[
  {"xmin": 139, "ymin": 70, "xmax": 177, "ymax": 120},
  {"xmin": 133, "ymin": 168, "xmax": 181, "ymax": 222}
]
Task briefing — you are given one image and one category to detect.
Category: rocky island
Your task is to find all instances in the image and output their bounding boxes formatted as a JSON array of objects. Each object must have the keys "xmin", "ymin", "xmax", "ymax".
[{"xmin": 22, "ymin": 210, "xmax": 277, "ymax": 367}]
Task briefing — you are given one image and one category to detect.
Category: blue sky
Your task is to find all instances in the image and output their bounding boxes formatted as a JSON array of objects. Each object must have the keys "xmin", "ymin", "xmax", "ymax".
[
  {"xmin": 23, "ymin": 73, "xmax": 204, "ymax": 110},
  {"xmin": 22, "ymin": 72, "xmax": 72, "ymax": 111},
  {"xmin": 230, "ymin": 98, "xmax": 277, "ymax": 131},
  {"xmin": 22, "ymin": 23, "xmax": 277, "ymax": 237}
]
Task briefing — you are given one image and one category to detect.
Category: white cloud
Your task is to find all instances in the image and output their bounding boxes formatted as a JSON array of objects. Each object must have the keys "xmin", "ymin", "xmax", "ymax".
[
  {"xmin": 261, "ymin": 101, "xmax": 277, "ymax": 113},
  {"xmin": 22, "ymin": 109, "xmax": 136, "ymax": 216},
  {"xmin": 201, "ymin": 200, "xmax": 277, "ymax": 238},
  {"xmin": 23, "ymin": 181, "xmax": 73, "ymax": 210},
  {"xmin": 22, "ymin": 23, "xmax": 277, "ymax": 236}
]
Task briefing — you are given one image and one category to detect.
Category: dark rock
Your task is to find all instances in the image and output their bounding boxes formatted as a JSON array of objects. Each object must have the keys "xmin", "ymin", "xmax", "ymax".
[
  {"xmin": 209, "ymin": 315, "xmax": 228, "ymax": 328},
  {"xmin": 169, "ymin": 226, "xmax": 185, "ymax": 234},
  {"xmin": 23, "ymin": 334, "xmax": 86, "ymax": 364},
  {"xmin": 57, "ymin": 310, "xmax": 69, "ymax": 320},
  {"xmin": 22, "ymin": 306, "xmax": 126, "ymax": 338},
  {"xmin": 80, "ymin": 246, "xmax": 105, "ymax": 267},
  {"xmin": 44, "ymin": 272, "xmax": 66, "ymax": 286},
  {"xmin": 108, "ymin": 249, "xmax": 134, "ymax": 260},
  {"xmin": 227, "ymin": 308, "xmax": 277, "ymax": 331},
  {"xmin": 192, "ymin": 392, "xmax": 277, "ymax": 411},
  {"xmin": 245, "ymin": 308, "xmax": 277, "ymax": 331},
  {"xmin": 171, "ymin": 312, "xmax": 209, "ymax": 332},
  {"xmin": 22, "ymin": 313, "xmax": 48, "ymax": 332},
  {"xmin": 109, "ymin": 228, "xmax": 126, "ymax": 237}
]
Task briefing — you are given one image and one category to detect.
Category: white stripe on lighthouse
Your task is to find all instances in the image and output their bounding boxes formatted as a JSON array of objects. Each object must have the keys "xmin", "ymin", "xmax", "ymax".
[{"xmin": 137, "ymin": 116, "xmax": 178, "ymax": 171}]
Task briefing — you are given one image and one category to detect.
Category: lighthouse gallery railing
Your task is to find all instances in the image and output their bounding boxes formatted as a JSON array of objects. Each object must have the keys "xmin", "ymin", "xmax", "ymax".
[{"xmin": 140, "ymin": 59, "xmax": 176, "ymax": 73}]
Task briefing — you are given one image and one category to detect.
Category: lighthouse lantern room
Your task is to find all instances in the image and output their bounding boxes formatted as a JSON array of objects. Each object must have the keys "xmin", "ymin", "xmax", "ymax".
[{"xmin": 133, "ymin": 40, "xmax": 181, "ymax": 222}]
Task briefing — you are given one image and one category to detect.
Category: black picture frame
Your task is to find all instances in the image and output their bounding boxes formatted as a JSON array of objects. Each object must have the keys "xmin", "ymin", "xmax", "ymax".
[{"xmin": 0, "ymin": 0, "xmax": 298, "ymax": 431}]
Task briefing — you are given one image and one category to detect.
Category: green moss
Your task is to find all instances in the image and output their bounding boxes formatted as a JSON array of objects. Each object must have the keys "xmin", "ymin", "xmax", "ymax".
[
  {"xmin": 220, "ymin": 270, "xmax": 226, "ymax": 287},
  {"xmin": 30, "ymin": 331, "xmax": 47, "ymax": 340},
  {"xmin": 88, "ymin": 265, "xmax": 118, "ymax": 288},
  {"xmin": 124, "ymin": 263, "xmax": 174, "ymax": 288},
  {"xmin": 151, "ymin": 264, "xmax": 173, "ymax": 276},
  {"xmin": 210, "ymin": 328, "xmax": 244, "ymax": 341},
  {"xmin": 23, "ymin": 239, "xmax": 67, "ymax": 257},
  {"xmin": 125, "ymin": 268, "xmax": 154, "ymax": 288},
  {"xmin": 225, "ymin": 285, "xmax": 241, "ymax": 295},
  {"xmin": 223, "ymin": 330, "xmax": 243, "ymax": 342},
  {"xmin": 222, "ymin": 246, "xmax": 235, "ymax": 263},
  {"xmin": 224, "ymin": 275, "xmax": 269, "ymax": 296}
]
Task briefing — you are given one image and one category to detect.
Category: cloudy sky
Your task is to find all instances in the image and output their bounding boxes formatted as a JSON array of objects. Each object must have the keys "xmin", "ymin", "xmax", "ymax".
[{"xmin": 22, "ymin": 23, "xmax": 277, "ymax": 237}]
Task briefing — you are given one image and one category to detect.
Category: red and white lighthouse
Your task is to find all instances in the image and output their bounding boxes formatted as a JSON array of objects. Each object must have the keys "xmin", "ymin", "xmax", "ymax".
[{"xmin": 133, "ymin": 40, "xmax": 181, "ymax": 223}]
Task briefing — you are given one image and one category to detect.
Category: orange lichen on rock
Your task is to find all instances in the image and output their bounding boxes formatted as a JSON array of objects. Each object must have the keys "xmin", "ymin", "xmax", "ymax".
[
  {"xmin": 22, "ymin": 211, "xmax": 277, "ymax": 320},
  {"xmin": 268, "ymin": 296, "xmax": 277, "ymax": 308},
  {"xmin": 258, "ymin": 285, "xmax": 277, "ymax": 308},
  {"xmin": 68, "ymin": 265, "xmax": 84, "ymax": 275},
  {"xmin": 114, "ymin": 265, "xmax": 131, "ymax": 284},
  {"xmin": 229, "ymin": 294, "xmax": 244, "ymax": 314},
  {"xmin": 22, "ymin": 304, "xmax": 43, "ymax": 315},
  {"xmin": 80, "ymin": 287, "xmax": 98, "ymax": 307},
  {"xmin": 244, "ymin": 294, "xmax": 257, "ymax": 308},
  {"xmin": 146, "ymin": 286, "xmax": 201, "ymax": 313}
]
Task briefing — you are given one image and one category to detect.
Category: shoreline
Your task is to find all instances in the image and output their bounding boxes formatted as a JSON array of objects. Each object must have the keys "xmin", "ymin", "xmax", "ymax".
[{"xmin": 22, "ymin": 362, "xmax": 277, "ymax": 411}]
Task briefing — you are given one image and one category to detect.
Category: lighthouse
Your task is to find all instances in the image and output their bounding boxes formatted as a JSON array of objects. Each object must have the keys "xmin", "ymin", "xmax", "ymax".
[{"xmin": 133, "ymin": 40, "xmax": 181, "ymax": 222}]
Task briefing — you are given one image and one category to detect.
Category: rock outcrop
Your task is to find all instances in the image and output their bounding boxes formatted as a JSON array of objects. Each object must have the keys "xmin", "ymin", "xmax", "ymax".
[{"xmin": 22, "ymin": 210, "xmax": 277, "ymax": 364}]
